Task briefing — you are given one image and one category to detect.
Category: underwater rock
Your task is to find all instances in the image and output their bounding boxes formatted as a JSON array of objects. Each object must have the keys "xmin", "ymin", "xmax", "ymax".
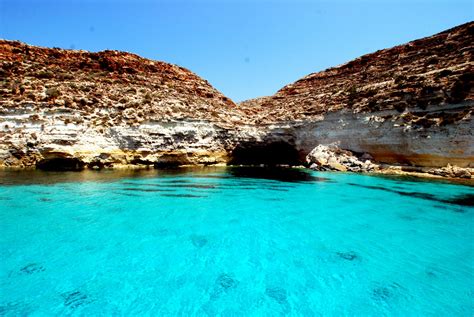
[
  {"xmin": 215, "ymin": 274, "xmax": 239, "ymax": 290},
  {"xmin": 190, "ymin": 234, "xmax": 208, "ymax": 248},
  {"xmin": 372, "ymin": 286, "xmax": 392, "ymax": 300},
  {"xmin": 19, "ymin": 263, "xmax": 45, "ymax": 274},
  {"xmin": 210, "ymin": 274, "xmax": 239, "ymax": 299},
  {"xmin": 0, "ymin": 301, "xmax": 30, "ymax": 315},
  {"xmin": 371, "ymin": 282, "xmax": 403, "ymax": 301},
  {"xmin": 61, "ymin": 290, "xmax": 91, "ymax": 309},
  {"xmin": 265, "ymin": 286, "xmax": 288, "ymax": 304},
  {"xmin": 336, "ymin": 251, "xmax": 359, "ymax": 261}
]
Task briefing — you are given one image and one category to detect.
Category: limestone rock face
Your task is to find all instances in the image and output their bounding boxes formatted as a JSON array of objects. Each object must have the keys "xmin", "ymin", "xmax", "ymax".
[
  {"xmin": 239, "ymin": 22, "xmax": 473, "ymax": 123},
  {"xmin": 0, "ymin": 40, "xmax": 245, "ymax": 168},
  {"xmin": 0, "ymin": 22, "xmax": 473, "ymax": 173},
  {"xmin": 427, "ymin": 164, "xmax": 472, "ymax": 179},
  {"xmin": 306, "ymin": 144, "xmax": 377, "ymax": 172},
  {"xmin": 240, "ymin": 22, "xmax": 474, "ymax": 168}
]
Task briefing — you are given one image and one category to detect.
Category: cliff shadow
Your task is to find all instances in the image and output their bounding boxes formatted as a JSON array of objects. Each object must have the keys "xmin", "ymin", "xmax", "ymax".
[
  {"xmin": 228, "ymin": 140, "xmax": 301, "ymax": 166},
  {"xmin": 36, "ymin": 158, "xmax": 85, "ymax": 171}
]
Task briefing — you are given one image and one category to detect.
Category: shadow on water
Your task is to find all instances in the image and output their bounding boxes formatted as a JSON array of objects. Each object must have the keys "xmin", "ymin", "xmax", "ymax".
[
  {"xmin": 227, "ymin": 166, "xmax": 328, "ymax": 183},
  {"xmin": 0, "ymin": 169, "xmax": 159, "ymax": 185},
  {"xmin": 347, "ymin": 183, "xmax": 474, "ymax": 208},
  {"xmin": 373, "ymin": 173, "xmax": 474, "ymax": 187},
  {"xmin": 0, "ymin": 166, "xmax": 327, "ymax": 185},
  {"xmin": 0, "ymin": 167, "xmax": 225, "ymax": 186}
]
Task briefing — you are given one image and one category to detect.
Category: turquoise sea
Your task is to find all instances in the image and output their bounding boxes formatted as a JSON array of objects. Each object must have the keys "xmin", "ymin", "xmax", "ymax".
[{"xmin": 0, "ymin": 167, "xmax": 473, "ymax": 316}]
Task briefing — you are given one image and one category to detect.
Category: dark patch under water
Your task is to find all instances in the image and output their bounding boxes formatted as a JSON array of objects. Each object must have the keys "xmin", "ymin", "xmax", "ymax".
[
  {"xmin": 116, "ymin": 192, "xmax": 141, "ymax": 197},
  {"xmin": 190, "ymin": 234, "xmax": 208, "ymax": 248},
  {"xmin": 447, "ymin": 195, "xmax": 474, "ymax": 207},
  {"xmin": 160, "ymin": 184, "xmax": 217, "ymax": 189},
  {"xmin": 161, "ymin": 194, "xmax": 207, "ymax": 198},
  {"xmin": 262, "ymin": 197, "xmax": 284, "ymax": 201},
  {"xmin": 336, "ymin": 251, "xmax": 359, "ymax": 261},
  {"xmin": 0, "ymin": 302, "xmax": 29, "ymax": 315},
  {"xmin": 121, "ymin": 187, "xmax": 176, "ymax": 193},
  {"xmin": 120, "ymin": 180, "xmax": 295, "ymax": 192},
  {"xmin": 372, "ymin": 286, "xmax": 392, "ymax": 301},
  {"xmin": 371, "ymin": 282, "xmax": 403, "ymax": 302},
  {"xmin": 20, "ymin": 263, "xmax": 45, "ymax": 275},
  {"xmin": 121, "ymin": 182, "xmax": 217, "ymax": 189},
  {"xmin": 265, "ymin": 287, "xmax": 288, "ymax": 304},
  {"xmin": 228, "ymin": 167, "xmax": 327, "ymax": 183},
  {"xmin": 0, "ymin": 167, "xmax": 472, "ymax": 315},
  {"xmin": 216, "ymin": 274, "xmax": 239, "ymax": 290},
  {"xmin": 347, "ymin": 183, "xmax": 474, "ymax": 208},
  {"xmin": 211, "ymin": 274, "xmax": 239, "ymax": 299},
  {"xmin": 61, "ymin": 290, "xmax": 91, "ymax": 309},
  {"xmin": 266, "ymin": 187, "xmax": 289, "ymax": 192}
]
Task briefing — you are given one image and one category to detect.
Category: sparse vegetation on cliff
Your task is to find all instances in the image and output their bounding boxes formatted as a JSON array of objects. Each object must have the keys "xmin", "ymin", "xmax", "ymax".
[{"xmin": 0, "ymin": 22, "xmax": 472, "ymax": 175}]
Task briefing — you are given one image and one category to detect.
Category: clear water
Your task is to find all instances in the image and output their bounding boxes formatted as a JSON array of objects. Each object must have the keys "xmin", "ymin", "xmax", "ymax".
[{"xmin": 0, "ymin": 167, "xmax": 473, "ymax": 316}]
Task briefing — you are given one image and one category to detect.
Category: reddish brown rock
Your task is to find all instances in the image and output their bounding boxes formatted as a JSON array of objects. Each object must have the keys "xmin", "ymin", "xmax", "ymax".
[
  {"xmin": 0, "ymin": 22, "xmax": 473, "ymax": 176},
  {"xmin": 0, "ymin": 40, "xmax": 241, "ymax": 125},
  {"xmin": 239, "ymin": 22, "xmax": 473, "ymax": 124},
  {"xmin": 240, "ymin": 22, "xmax": 473, "ymax": 169},
  {"xmin": 0, "ymin": 40, "xmax": 249, "ymax": 169}
]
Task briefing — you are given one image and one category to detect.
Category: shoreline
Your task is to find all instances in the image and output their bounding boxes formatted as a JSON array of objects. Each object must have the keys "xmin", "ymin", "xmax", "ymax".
[{"xmin": 1, "ymin": 163, "xmax": 472, "ymax": 186}]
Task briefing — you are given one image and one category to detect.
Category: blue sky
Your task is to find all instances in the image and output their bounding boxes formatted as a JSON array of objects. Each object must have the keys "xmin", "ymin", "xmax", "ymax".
[{"xmin": 1, "ymin": 0, "xmax": 472, "ymax": 102}]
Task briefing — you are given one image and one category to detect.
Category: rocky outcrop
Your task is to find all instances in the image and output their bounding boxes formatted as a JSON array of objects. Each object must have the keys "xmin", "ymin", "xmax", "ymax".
[
  {"xmin": 290, "ymin": 103, "xmax": 473, "ymax": 168},
  {"xmin": 0, "ymin": 22, "xmax": 473, "ymax": 177},
  {"xmin": 239, "ymin": 22, "xmax": 473, "ymax": 123},
  {"xmin": 427, "ymin": 164, "xmax": 472, "ymax": 179},
  {"xmin": 0, "ymin": 40, "xmax": 246, "ymax": 169},
  {"xmin": 306, "ymin": 144, "xmax": 377, "ymax": 172},
  {"xmin": 240, "ymin": 22, "xmax": 474, "ymax": 169},
  {"xmin": 306, "ymin": 144, "xmax": 473, "ymax": 179}
]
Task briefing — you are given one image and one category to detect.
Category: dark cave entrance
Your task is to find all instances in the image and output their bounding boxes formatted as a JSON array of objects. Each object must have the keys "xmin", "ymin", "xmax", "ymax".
[
  {"xmin": 228, "ymin": 141, "xmax": 301, "ymax": 166},
  {"xmin": 36, "ymin": 158, "xmax": 85, "ymax": 171}
]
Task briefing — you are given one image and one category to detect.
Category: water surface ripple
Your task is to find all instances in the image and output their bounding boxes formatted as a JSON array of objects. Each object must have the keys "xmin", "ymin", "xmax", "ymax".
[{"xmin": 0, "ymin": 167, "xmax": 473, "ymax": 316}]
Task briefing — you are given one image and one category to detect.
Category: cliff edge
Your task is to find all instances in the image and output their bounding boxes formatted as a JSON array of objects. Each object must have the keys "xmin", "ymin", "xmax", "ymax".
[
  {"xmin": 1, "ymin": 22, "xmax": 473, "ymax": 174},
  {"xmin": 0, "ymin": 41, "xmax": 246, "ymax": 168},
  {"xmin": 241, "ymin": 22, "xmax": 473, "ymax": 168}
]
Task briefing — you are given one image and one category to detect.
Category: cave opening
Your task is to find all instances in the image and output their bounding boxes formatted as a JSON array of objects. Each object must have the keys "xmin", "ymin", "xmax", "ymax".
[
  {"xmin": 36, "ymin": 158, "xmax": 85, "ymax": 171},
  {"xmin": 229, "ymin": 141, "xmax": 301, "ymax": 166}
]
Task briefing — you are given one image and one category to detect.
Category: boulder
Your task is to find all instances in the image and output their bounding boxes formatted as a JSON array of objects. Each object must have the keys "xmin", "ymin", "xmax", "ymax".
[
  {"xmin": 427, "ymin": 164, "xmax": 472, "ymax": 179},
  {"xmin": 306, "ymin": 144, "xmax": 377, "ymax": 173}
]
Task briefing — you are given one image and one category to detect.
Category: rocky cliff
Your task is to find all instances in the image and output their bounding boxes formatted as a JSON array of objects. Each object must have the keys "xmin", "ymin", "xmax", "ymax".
[
  {"xmin": 240, "ymin": 22, "xmax": 473, "ymax": 168},
  {"xmin": 0, "ymin": 40, "xmax": 249, "ymax": 168},
  {"xmin": 1, "ymin": 22, "xmax": 473, "ymax": 174}
]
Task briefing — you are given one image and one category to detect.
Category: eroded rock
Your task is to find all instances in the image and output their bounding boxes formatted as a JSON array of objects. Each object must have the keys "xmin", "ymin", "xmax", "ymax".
[
  {"xmin": 306, "ymin": 144, "xmax": 377, "ymax": 173},
  {"xmin": 427, "ymin": 164, "xmax": 472, "ymax": 179},
  {"xmin": 0, "ymin": 22, "xmax": 473, "ymax": 177}
]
